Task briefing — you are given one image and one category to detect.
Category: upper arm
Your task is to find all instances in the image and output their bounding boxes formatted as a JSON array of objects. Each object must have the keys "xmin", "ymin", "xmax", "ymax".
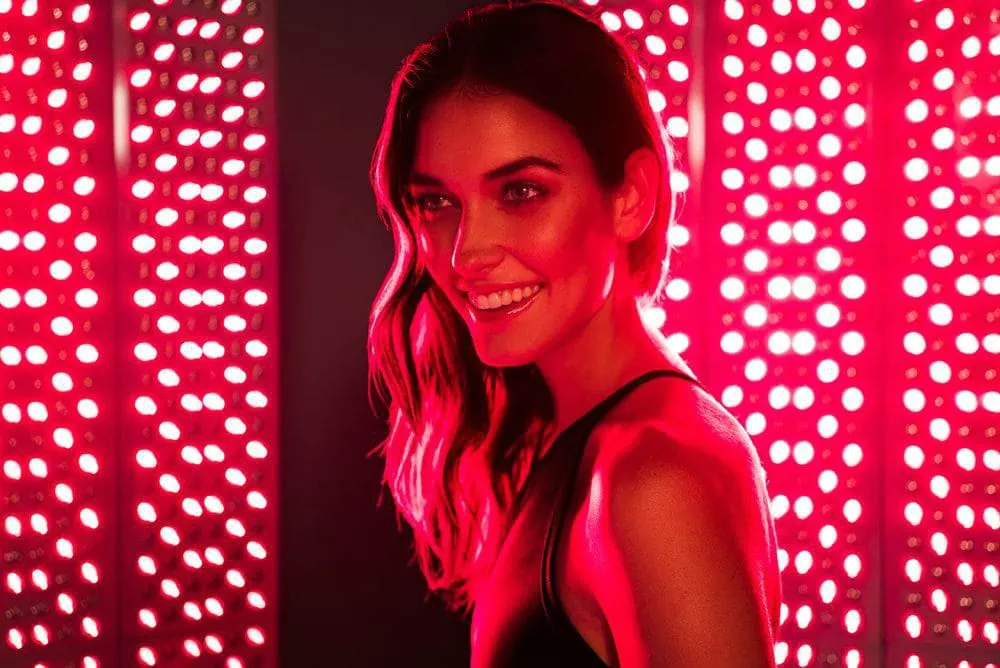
[{"xmin": 586, "ymin": 428, "xmax": 776, "ymax": 668}]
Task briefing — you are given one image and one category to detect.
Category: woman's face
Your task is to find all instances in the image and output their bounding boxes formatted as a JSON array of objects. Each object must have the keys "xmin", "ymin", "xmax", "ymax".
[{"xmin": 406, "ymin": 89, "xmax": 622, "ymax": 367}]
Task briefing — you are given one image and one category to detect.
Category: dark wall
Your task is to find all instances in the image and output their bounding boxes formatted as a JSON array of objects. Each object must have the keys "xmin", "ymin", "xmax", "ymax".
[{"xmin": 276, "ymin": 2, "xmax": 487, "ymax": 665}]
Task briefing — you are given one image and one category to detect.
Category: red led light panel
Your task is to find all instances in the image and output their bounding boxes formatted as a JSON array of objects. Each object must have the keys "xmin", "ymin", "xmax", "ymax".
[
  {"xmin": 883, "ymin": 1, "xmax": 1000, "ymax": 666},
  {"xmin": 118, "ymin": 1, "xmax": 278, "ymax": 666},
  {"xmin": 1, "ymin": 2, "xmax": 118, "ymax": 666},
  {"xmin": 2, "ymin": 0, "xmax": 278, "ymax": 666},
  {"xmin": 700, "ymin": 0, "xmax": 880, "ymax": 665}
]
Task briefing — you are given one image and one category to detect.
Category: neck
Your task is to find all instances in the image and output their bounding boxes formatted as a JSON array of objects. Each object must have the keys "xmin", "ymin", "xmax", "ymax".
[{"xmin": 534, "ymin": 283, "xmax": 671, "ymax": 438}]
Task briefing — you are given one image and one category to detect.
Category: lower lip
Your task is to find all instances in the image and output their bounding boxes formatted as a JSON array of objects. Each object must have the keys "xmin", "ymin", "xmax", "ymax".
[{"xmin": 467, "ymin": 287, "xmax": 543, "ymax": 325}]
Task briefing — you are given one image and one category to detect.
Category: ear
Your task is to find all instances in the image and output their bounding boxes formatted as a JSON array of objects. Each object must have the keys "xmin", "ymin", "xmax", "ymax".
[{"xmin": 611, "ymin": 147, "xmax": 660, "ymax": 243}]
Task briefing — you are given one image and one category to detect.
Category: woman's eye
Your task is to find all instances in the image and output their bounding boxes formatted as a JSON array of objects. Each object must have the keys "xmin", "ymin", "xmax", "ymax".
[
  {"xmin": 414, "ymin": 194, "xmax": 452, "ymax": 213},
  {"xmin": 503, "ymin": 182, "xmax": 545, "ymax": 203}
]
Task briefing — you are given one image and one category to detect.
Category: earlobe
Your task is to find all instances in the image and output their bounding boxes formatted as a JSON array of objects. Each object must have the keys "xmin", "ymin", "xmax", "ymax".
[{"xmin": 613, "ymin": 147, "xmax": 659, "ymax": 243}]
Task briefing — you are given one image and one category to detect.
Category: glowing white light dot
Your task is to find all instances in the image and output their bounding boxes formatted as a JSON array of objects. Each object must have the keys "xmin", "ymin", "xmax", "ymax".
[{"xmin": 747, "ymin": 25, "xmax": 767, "ymax": 47}]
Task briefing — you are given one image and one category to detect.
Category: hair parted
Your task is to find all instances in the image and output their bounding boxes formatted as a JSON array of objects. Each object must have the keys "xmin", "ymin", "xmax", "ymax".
[{"xmin": 367, "ymin": 0, "xmax": 679, "ymax": 613}]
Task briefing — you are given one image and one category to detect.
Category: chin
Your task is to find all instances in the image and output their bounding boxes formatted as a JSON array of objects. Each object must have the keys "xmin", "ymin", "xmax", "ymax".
[{"xmin": 472, "ymin": 338, "xmax": 539, "ymax": 368}]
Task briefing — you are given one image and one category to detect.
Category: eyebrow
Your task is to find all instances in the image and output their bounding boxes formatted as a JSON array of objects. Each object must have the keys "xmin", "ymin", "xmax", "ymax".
[{"xmin": 408, "ymin": 156, "xmax": 565, "ymax": 187}]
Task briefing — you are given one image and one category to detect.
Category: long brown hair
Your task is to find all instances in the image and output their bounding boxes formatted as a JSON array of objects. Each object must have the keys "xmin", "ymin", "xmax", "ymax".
[{"xmin": 367, "ymin": 1, "xmax": 678, "ymax": 612}]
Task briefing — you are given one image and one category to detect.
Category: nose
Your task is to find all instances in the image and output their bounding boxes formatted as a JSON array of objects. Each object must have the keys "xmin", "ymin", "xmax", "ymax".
[{"xmin": 450, "ymin": 203, "xmax": 504, "ymax": 278}]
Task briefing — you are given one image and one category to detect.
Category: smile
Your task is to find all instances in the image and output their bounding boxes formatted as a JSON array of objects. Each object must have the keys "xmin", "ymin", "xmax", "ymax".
[
  {"xmin": 465, "ymin": 283, "xmax": 544, "ymax": 322},
  {"xmin": 468, "ymin": 283, "xmax": 542, "ymax": 311}
]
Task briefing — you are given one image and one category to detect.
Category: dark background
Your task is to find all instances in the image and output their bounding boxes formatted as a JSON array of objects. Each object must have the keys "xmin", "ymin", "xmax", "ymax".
[{"xmin": 276, "ymin": 0, "xmax": 489, "ymax": 665}]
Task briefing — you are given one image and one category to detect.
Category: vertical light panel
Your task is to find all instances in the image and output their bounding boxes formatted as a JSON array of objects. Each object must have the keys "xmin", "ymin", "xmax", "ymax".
[
  {"xmin": 885, "ymin": 1, "xmax": 1000, "ymax": 666},
  {"xmin": 1, "ymin": 2, "xmax": 117, "ymax": 667},
  {"xmin": 578, "ymin": 0, "xmax": 703, "ymax": 359},
  {"xmin": 701, "ymin": 0, "xmax": 879, "ymax": 665},
  {"xmin": 118, "ymin": 1, "xmax": 278, "ymax": 666}
]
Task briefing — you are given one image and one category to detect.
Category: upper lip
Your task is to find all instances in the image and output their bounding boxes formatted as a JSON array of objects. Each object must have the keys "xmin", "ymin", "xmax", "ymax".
[{"xmin": 459, "ymin": 281, "xmax": 543, "ymax": 295}]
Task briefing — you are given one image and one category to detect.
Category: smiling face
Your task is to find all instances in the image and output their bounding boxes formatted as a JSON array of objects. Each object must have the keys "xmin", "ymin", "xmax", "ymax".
[{"xmin": 405, "ymin": 88, "xmax": 625, "ymax": 367}]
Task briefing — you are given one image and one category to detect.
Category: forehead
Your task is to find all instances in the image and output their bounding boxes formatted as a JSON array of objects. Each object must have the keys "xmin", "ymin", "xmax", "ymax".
[{"xmin": 411, "ymin": 91, "xmax": 588, "ymax": 180}]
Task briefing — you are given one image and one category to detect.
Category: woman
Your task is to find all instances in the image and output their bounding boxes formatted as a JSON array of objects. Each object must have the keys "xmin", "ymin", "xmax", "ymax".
[{"xmin": 367, "ymin": 2, "xmax": 781, "ymax": 666}]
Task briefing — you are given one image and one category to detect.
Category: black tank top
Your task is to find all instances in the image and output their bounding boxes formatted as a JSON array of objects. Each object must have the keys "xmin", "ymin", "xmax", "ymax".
[{"xmin": 470, "ymin": 369, "xmax": 702, "ymax": 667}]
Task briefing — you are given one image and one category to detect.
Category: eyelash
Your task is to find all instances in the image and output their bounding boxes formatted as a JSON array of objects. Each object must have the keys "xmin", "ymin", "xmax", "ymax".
[{"xmin": 412, "ymin": 182, "xmax": 547, "ymax": 215}]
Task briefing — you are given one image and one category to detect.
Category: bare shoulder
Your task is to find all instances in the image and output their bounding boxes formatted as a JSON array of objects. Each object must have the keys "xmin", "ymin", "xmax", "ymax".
[
  {"xmin": 591, "ymin": 369, "xmax": 763, "ymax": 481},
  {"xmin": 576, "ymin": 377, "xmax": 780, "ymax": 664},
  {"xmin": 583, "ymin": 369, "xmax": 774, "ymax": 554}
]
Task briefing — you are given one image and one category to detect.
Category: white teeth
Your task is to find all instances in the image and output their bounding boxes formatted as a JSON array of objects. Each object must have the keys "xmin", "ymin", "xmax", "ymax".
[{"xmin": 470, "ymin": 284, "xmax": 541, "ymax": 311}]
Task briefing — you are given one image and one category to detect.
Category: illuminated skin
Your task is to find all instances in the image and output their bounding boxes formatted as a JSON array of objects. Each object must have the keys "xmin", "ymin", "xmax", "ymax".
[
  {"xmin": 408, "ymin": 89, "xmax": 680, "ymax": 431},
  {"xmin": 408, "ymin": 90, "xmax": 780, "ymax": 666}
]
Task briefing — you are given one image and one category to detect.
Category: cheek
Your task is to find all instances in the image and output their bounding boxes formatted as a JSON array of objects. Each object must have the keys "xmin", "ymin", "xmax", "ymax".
[
  {"xmin": 526, "ymin": 208, "xmax": 615, "ymax": 286},
  {"xmin": 416, "ymin": 224, "xmax": 455, "ymax": 276}
]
